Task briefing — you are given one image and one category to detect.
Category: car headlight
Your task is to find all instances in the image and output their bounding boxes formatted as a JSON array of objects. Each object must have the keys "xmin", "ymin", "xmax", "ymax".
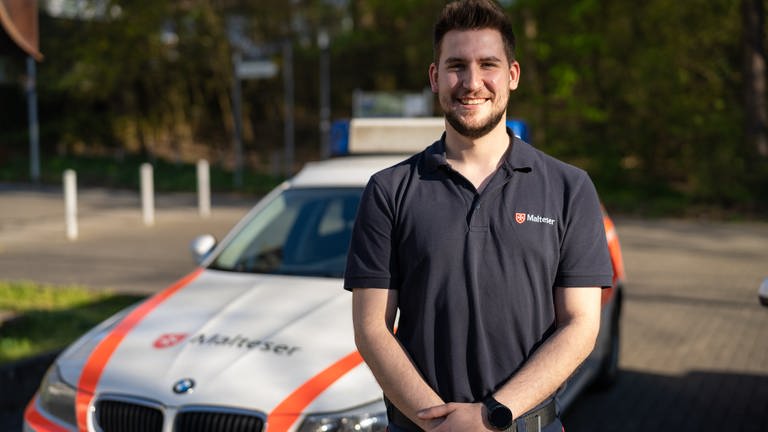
[
  {"xmin": 37, "ymin": 363, "xmax": 77, "ymax": 428},
  {"xmin": 297, "ymin": 399, "xmax": 387, "ymax": 432}
]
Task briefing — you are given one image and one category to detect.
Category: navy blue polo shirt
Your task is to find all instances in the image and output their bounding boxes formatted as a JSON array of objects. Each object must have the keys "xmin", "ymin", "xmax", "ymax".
[{"xmin": 344, "ymin": 129, "xmax": 613, "ymax": 427}]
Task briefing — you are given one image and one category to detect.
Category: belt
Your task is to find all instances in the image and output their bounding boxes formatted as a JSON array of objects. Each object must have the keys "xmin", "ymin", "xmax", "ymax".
[{"xmin": 506, "ymin": 400, "xmax": 557, "ymax": 432}]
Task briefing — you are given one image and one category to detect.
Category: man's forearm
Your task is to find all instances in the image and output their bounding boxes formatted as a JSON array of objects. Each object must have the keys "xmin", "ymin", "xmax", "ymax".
[
  {"xmin": 414, "ymin": 316, "xmax": 598, "ymax": 432},
  {"xmin": 495, "ymin": 317, "xmax": 597, "ymax": 417},
  {"xmin": 356, "ymin": 326, "xmax": 444, "ymax": 428},
  {"xmin": 352, "ymin": 288, "xmax": 443, "ymax": 429},
  {"xmin": 494, "ymin": 287, "xmax": 602, "ymax": 419}
]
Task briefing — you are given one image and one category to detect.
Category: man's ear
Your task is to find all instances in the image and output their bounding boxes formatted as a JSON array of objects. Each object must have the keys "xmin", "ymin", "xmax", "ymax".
[
  {"xmin": 429, "ymin": 63, "xmax": 439, "ymax": 93},
  {"xmin": 508, "ymin": 61, "xmax": 521, "ymax": 91}
]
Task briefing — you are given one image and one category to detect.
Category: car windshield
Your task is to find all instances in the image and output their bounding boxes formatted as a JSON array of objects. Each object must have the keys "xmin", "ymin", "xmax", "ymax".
[{"xmin": 209, "ymin": 188, "xmax": 362, "ymax": 278}]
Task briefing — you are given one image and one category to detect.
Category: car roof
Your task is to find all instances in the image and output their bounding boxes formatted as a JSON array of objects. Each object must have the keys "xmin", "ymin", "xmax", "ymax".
[{"xmin": 289, "ymin": 155, "xmax": 408, "ymax": 188}]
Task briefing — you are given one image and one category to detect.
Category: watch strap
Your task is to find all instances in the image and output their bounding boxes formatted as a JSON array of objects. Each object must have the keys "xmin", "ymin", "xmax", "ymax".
[{"xmin": 482, "ymin": 395, "xmax": 514, "ymax": 431}]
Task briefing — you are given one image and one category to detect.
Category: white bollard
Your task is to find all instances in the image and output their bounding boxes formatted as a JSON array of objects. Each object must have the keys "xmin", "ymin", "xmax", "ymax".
[
  {"xmin": 63, "ymin": 169, "xmax": 78, "ymax": 240},
  {"xmin": 140, "ymin": 163, "xmax": 155, "ymax": 226},
  {"xmin": 197, "ymin": 159, "xmax": 211, "ymax": 218}
]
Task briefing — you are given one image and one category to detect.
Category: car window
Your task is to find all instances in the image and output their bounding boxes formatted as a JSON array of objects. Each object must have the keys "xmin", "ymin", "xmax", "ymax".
[{"xmin": 210, "ymin": 188, "xmax": 362, "ymax": 278}]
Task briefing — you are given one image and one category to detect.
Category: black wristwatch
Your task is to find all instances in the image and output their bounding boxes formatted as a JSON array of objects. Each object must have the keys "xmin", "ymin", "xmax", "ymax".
[{"xmin": 482, "ymin": 395, "xmax": 514, "ymax": 430}]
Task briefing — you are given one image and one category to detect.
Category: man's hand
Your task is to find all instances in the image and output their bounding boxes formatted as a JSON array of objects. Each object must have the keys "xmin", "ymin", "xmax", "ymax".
[{"xmin": 417, "ymin": 402, "xmax": 493, "ymax": 432}]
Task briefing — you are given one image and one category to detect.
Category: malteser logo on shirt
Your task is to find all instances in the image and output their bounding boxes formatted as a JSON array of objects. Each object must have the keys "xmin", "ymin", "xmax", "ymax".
[{"xmin": 515, "ymin": 212, "xmax": 556, "ymax": 226}]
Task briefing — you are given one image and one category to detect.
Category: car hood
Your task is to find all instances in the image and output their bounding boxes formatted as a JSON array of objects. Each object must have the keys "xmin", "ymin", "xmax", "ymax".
[{"xmin": 56, "ymin": 270, "xmax": 379, "ymax": 415}]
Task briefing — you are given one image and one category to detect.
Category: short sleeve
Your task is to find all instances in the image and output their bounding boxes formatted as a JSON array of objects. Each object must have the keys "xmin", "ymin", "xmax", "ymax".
[
  {"xmin": 555, "ymin": 173, "xmax": 614, "ymax": 288},
  {"xmin": 344, "ymin": 177, "xmax": 396, "ymax": 290}
]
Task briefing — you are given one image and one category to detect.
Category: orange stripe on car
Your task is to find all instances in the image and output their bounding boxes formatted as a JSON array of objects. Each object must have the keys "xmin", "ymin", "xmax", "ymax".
[
  {"xmin": 24, "ymin": 395, "xmax": 70, "ymax": 432},
  {"xmin": 601, "ymin": 213, "xmax": 625, "ymax": 306},
  {"xmin": 74, "ymin": 268, "xmax": 203, "ymax": 431},
  {"xmin": 267, "ymin": 350, "xmax": 364, "ymax": 432},
  {"xmin": 603, "ymin": 214, "xmax": 625, "ymax": 283}
]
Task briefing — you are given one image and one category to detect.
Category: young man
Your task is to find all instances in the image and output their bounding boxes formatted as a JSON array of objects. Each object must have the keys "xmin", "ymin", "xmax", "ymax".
[{"xmin": 344, "ymin": 1, "xmax": 613, "ymax": 431}]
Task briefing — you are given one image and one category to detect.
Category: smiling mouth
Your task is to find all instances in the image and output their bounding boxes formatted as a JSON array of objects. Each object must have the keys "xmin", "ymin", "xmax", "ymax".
[{"xmin": 459, "ymin": 98, "xmax": 486, "ymax": 105}]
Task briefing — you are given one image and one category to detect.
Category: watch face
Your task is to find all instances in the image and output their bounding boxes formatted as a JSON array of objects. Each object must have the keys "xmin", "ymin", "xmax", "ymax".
[{"xmin": 490, "ymin": 405, "xmax": 513, "ymax": 429}]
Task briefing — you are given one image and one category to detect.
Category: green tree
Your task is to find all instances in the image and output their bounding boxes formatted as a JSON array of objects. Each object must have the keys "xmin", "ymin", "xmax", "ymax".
[
  {"xmin": 18, "ymin": 0, "xmax": 766, "ymax": 214},
  {"xmin": 39, "ymin": 0, "xmax": 237, "ymax": 162},
  {"xmin": 510, "ymin": 0, "xmax": 757, "ymax": 213}
]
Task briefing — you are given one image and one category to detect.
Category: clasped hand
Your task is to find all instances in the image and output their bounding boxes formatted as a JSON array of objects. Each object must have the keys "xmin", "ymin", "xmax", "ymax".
[{"xmin": 416, "ymin": 402, "xmax": 496, "ymax": 431}]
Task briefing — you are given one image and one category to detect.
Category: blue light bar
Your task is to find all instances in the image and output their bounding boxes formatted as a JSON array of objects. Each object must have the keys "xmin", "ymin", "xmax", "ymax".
[{"xmin": 330, "ymin": 120, "xmax": 351, "ymax": 156}]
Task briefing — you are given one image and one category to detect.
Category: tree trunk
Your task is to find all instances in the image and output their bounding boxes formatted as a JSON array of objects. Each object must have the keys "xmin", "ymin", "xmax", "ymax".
[{"xmin": 742, "ymin": 0, "xmax": 768, "ymax": 158}]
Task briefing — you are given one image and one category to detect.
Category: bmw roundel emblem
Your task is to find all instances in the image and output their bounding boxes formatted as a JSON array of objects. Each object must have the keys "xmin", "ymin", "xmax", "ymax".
[{"xmin": 172, "ymin": 378, "xmax": 195, "ymax": 394}]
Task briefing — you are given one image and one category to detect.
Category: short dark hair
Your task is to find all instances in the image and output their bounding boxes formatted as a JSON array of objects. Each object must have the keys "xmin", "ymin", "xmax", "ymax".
[{"xmin": 433, "ymin": 0, "xmax": 516, "ymax": 64}]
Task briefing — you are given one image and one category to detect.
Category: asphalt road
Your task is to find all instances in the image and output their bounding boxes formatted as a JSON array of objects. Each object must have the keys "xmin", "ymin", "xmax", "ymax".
[
  {"xmin": 1, "ymin": 185, "xmax": 767, "ymax": 431},
  {"xmin": 0, "ymin": 184, "xmax": 252, "ymax": 294},
  {"xmin": 563, "ymin": 218, "xmax": 768, "ymax": 431}
]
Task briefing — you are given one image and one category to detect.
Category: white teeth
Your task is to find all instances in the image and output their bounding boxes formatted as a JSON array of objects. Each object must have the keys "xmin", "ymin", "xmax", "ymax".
[{"xmin": 460, "ymin": 99, "xmax": 485, "ymax": 105}]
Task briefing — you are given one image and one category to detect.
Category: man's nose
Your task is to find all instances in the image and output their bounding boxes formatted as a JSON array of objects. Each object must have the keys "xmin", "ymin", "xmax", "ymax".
[{"xmin": 461, "ymin": 65, "xmax": 483, "ymax": 91}]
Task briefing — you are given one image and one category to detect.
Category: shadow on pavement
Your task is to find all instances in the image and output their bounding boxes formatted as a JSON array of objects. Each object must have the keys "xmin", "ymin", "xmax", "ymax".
[{"xmin": 563, "ymin": 369, "xmax": 768, "ymax": 432}]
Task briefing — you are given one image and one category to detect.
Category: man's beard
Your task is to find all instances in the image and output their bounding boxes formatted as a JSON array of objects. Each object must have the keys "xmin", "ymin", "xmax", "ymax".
[{"xmin": 444, "ymin": 102, "xmax": 506, "ymax": 139}]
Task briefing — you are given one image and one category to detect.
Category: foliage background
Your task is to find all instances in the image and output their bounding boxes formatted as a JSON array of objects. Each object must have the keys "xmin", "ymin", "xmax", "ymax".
[{"xmin": 1, "ymin": 0, "xmax": 766, "ymax": 217}]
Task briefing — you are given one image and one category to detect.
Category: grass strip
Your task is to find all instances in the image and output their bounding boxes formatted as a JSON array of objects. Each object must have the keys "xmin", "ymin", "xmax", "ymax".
[{"xmin": 0, "ymin": 281, "xmax": 145, "ymax": 365}]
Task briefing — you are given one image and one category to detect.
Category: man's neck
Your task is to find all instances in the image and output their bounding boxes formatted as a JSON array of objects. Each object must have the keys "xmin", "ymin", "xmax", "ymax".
[{"xmin": 444, "ymin": 120, "xmax": 510, "ymax": 192}]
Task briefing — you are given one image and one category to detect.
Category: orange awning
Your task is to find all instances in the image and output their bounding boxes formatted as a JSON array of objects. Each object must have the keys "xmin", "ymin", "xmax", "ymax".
[{"xmin": 0, "ymin": 0, "xmax": 43, "ymax": 61}]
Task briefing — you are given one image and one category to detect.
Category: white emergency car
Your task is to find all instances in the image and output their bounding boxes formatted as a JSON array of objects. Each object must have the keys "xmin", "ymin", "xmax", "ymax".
[{"xmin": 24, "ymin": 118, "xmax": 625, "ymax": 432}]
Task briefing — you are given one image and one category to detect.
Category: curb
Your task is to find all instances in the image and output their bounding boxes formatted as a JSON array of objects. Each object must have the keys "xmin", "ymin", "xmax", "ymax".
[{"xmin": 0, "ymin": 350, "xmax": 61, "ymax": 410}]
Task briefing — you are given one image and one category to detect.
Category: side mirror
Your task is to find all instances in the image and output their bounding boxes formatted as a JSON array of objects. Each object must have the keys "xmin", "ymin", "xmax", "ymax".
[{"xmin": 190, "ymin": 234, "xmax": 217, "ymax": 265}]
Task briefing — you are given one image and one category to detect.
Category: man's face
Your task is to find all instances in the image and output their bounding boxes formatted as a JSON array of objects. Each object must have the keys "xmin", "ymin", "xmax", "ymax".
[{"xmin": 429, "ymin": 28, "xmax": 520, "ymax": 139}]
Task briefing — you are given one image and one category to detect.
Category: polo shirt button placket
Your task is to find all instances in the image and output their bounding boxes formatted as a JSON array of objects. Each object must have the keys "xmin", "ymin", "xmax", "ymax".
[
  {"xmin": 470, "ymin": 201, "xmax": 480, "ymax": 222},
  {"xmin": 469, "ymin": 200, "xmax": 488, "ymax": 232}
]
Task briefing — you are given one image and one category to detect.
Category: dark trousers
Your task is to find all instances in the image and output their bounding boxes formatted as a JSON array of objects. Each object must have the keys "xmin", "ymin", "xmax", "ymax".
[{"xmin": 386, "ymin": 417, "xmax": 563, "ymax": 432}]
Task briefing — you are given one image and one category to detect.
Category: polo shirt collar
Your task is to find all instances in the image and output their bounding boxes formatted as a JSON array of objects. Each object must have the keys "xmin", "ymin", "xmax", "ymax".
[
  {"xmin": 423, "ymin": 127, "xmax": 535, "ymax": 174},
  {"xmin": 424, "ymin": 133, "xmax": 448, "ymax": 172}
]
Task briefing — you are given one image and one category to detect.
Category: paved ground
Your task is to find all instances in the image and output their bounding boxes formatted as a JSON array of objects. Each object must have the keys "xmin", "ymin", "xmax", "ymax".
[
  {"xmin": 564, "ymin": 218, "xmax": 768, "ymax": 431},
  {"xmin": 1, "ymin": 184, "xmax": 767, "ymax": 431},
  {"xmin": 0, "ymin": 183, "xmax": 252, "ymax": 294}
]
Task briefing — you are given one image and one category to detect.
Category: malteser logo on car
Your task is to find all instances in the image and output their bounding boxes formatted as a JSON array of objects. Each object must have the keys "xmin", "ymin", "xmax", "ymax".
[
  {"xmin": 189, "ymin": 333, "xmax": 302, "ymax": 356},
  {"xmin": 153, "ymin": 333, "xmax": 188, "ymax": 349}
]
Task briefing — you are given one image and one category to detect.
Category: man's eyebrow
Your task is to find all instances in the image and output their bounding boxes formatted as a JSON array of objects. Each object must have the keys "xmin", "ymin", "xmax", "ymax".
[
  {"xmin": 443, "ymin": 56, "xmax": 503, "ymax": 64},
  {"xmin": 478, "ymin": 56, "xmax": 504, "ymax": 63},
  {"xmin": 444, "ymin": 56, "xmax": 467, "ymax": 64}
]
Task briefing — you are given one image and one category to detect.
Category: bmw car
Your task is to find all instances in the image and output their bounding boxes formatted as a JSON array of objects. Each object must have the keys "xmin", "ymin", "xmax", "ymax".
[{"xmin": 24, "ymin": 118, "xmax": 626, "ymax": 432}]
